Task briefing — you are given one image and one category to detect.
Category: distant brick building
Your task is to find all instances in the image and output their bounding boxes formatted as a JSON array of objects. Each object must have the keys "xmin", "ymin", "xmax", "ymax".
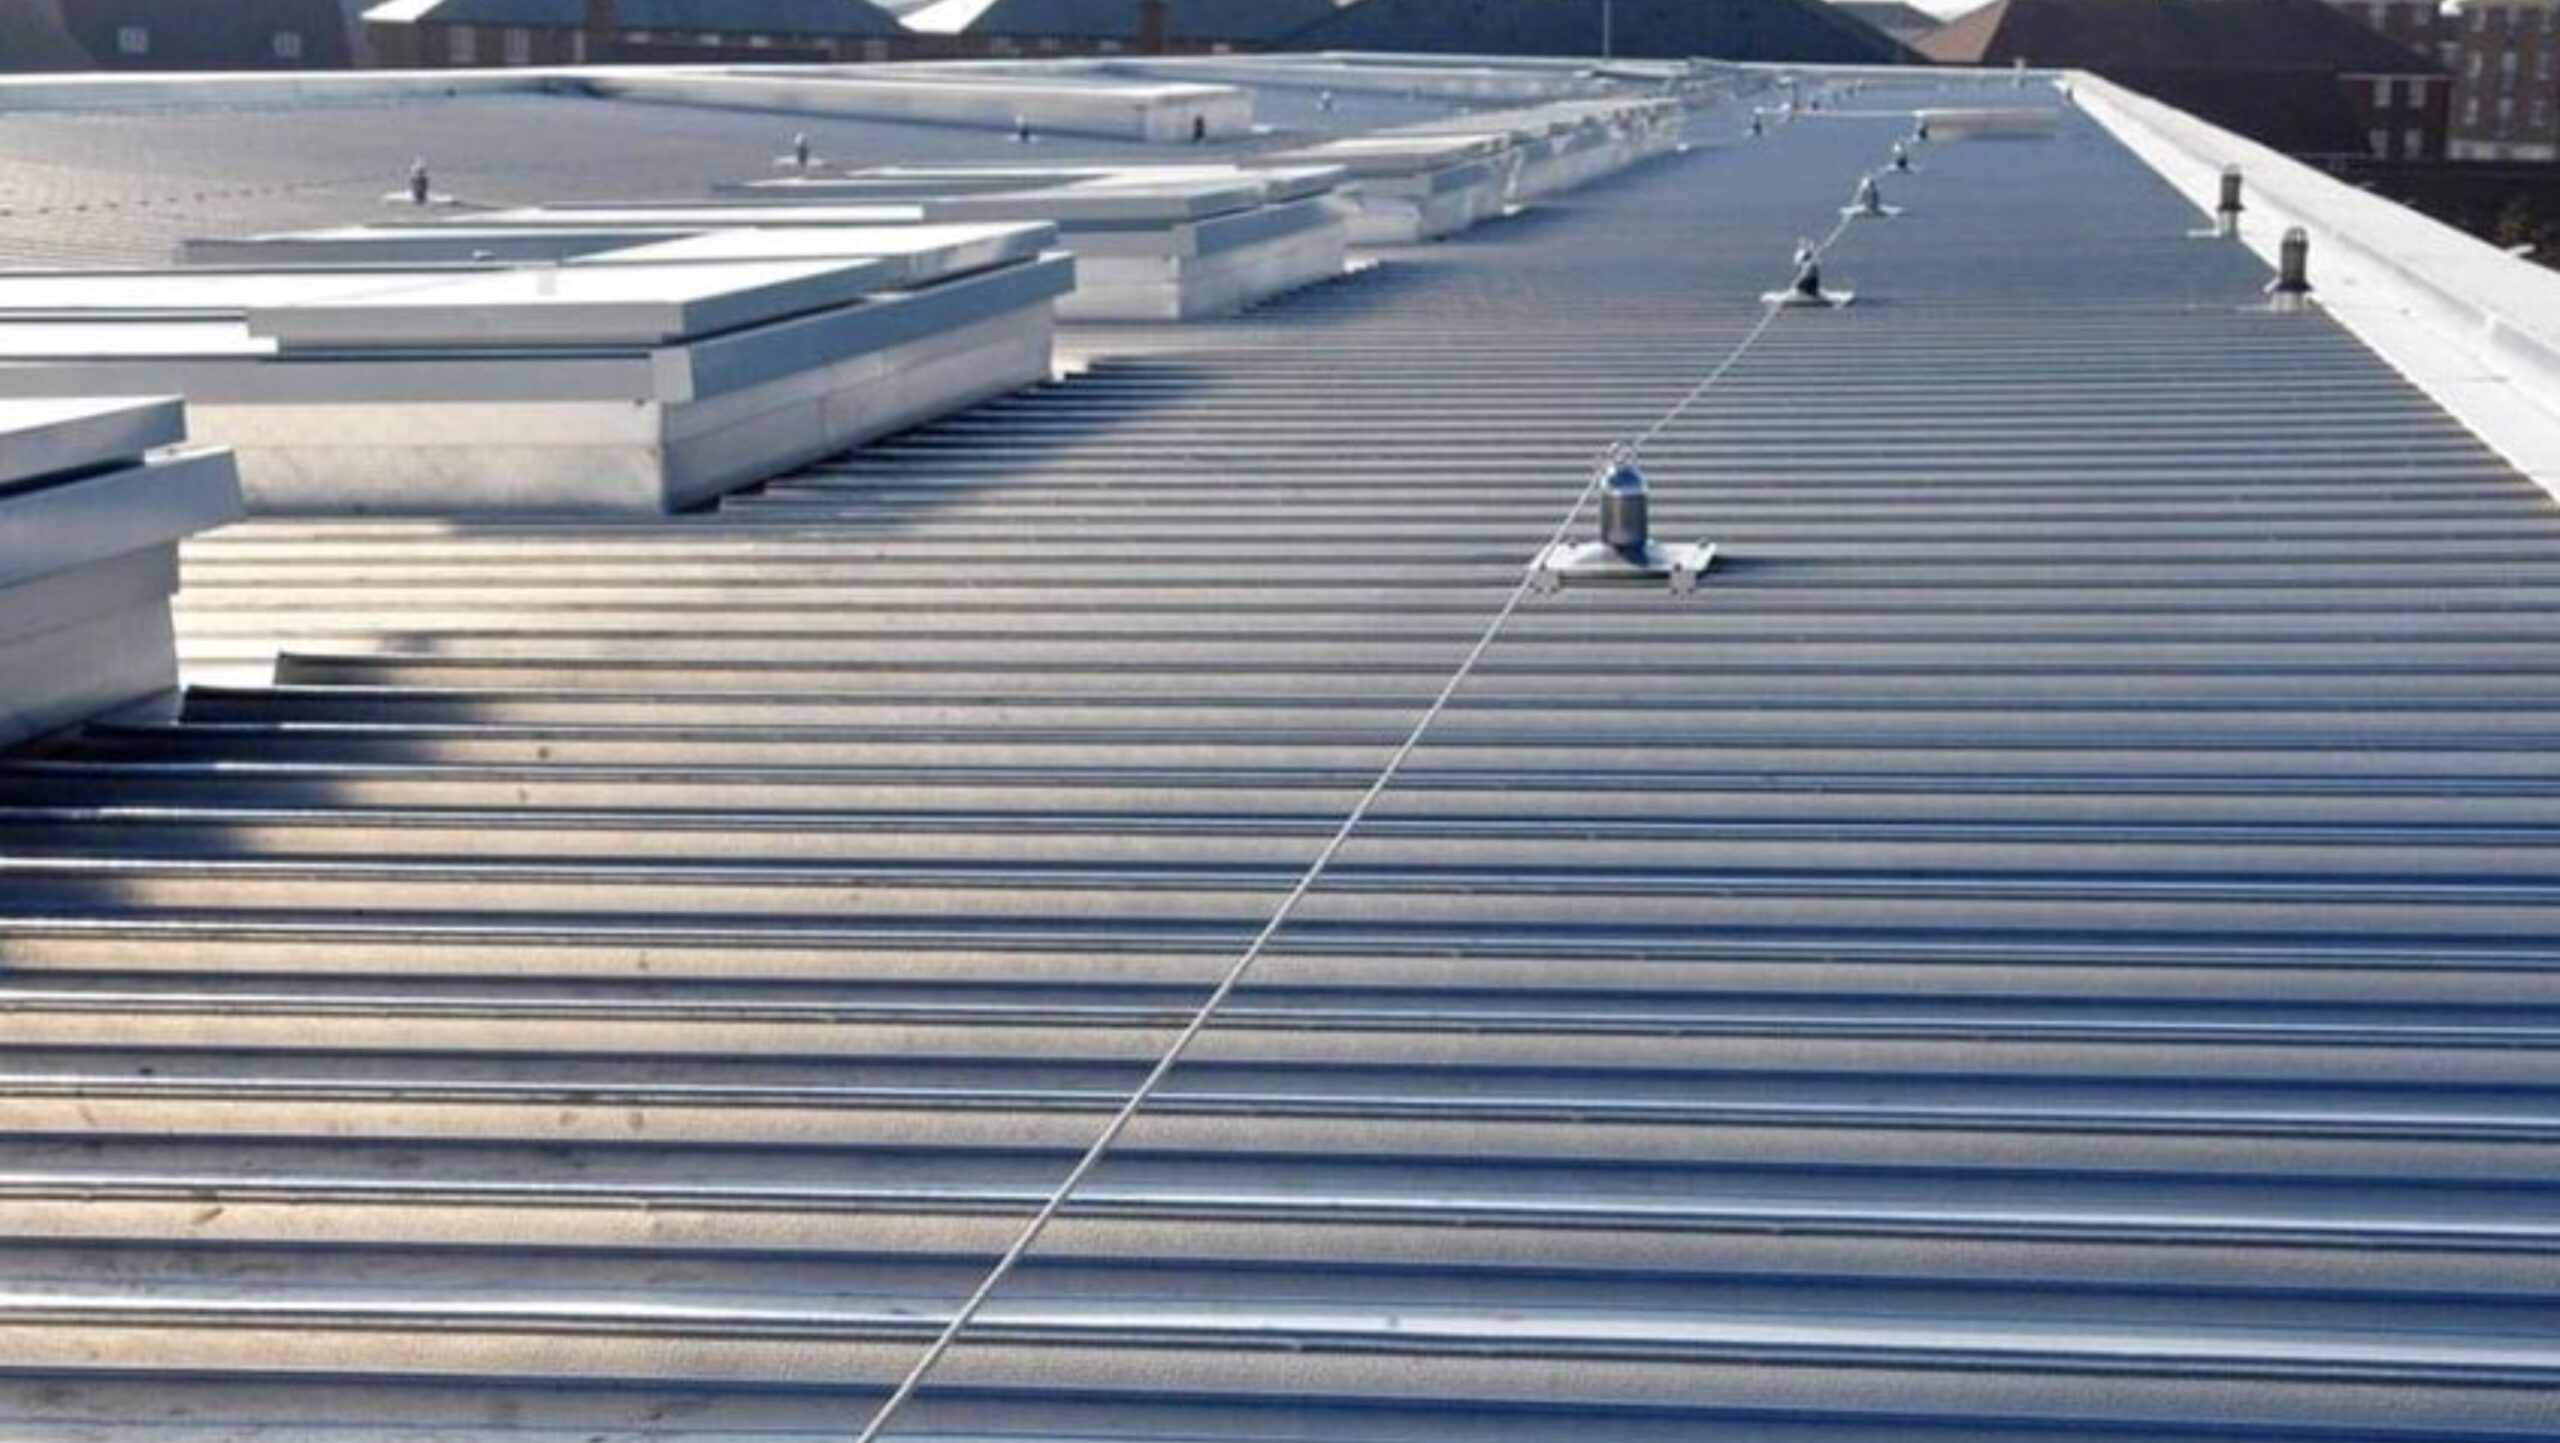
[
  {"xmin": 1277, "ymin": 0, "xmax": 1914, "ymax": 63},
  {"xmin": 2324, "ymin": 0, "xmax": 2453, "ymax": 65},
  {"xmin": 901, "ymin": 0, "xmax": 1337, "ymax": 58},
  {"xmin": 1922, "ymin": 0, "xmax": 2450, "ymax": 160},
  {"xmin": 2449, "ymin": 0, "xmax": 2560, "ymax": 159},
  {"xmin": 0, "ymin": 0, "xmax": 353, "ymax": 70},
  {"xmin": 364, "ymin": 0, "xmax": 909, "ymax": 67}
]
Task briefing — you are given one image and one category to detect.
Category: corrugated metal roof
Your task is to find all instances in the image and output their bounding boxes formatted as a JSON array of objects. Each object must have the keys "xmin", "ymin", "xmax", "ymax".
[{"xmin": 3, "ymin": 75, "xmax": 2560, "ymax": 1440}]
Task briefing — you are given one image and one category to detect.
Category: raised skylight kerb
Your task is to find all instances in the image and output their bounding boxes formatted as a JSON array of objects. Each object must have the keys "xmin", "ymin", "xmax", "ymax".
[
  {"xmin": 243, "ymin": 259, "xmax": 897, "ymax": 350},
  {"xmin": 0, "ymin": 397, "xmax": 241, "ymax": 748}
]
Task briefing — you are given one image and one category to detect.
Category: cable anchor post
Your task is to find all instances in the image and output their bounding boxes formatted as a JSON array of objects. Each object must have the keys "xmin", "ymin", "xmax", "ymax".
[{"xmin": 1529, "ymin": 445, "xmax": 1715, "ymax": 595}]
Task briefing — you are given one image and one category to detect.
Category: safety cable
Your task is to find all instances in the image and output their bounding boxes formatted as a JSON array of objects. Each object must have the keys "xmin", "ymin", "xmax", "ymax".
[{"xmin": 845, "ymin": 131, "xmax": 1886, "ymax": 1443}]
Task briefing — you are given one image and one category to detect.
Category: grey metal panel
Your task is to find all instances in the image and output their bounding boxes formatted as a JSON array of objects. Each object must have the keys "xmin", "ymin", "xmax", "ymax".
[
  {"xmin": 0, "ymin": 396, "xmax": 182, "ymax": 492},
  {"xmin": 4, "ymin": 72, "xmax": 2560, "ymax": 1443}
]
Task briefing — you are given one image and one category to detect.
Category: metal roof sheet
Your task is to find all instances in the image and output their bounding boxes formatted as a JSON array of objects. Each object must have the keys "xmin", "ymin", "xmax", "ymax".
[{"xmin": 2, "ymin": 71, "xmax": 2559, "ymax": 1443}]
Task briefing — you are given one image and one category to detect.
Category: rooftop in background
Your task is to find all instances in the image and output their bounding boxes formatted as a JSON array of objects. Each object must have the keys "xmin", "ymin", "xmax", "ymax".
[{"xmin": 1282, "ymin": 0, "xmax": 1917, "ymax": 63}]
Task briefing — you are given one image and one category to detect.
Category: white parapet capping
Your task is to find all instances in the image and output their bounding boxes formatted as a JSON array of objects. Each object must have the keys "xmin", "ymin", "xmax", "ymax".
[
  {"xmin": 581, "ymin": 67, "xmax": 1253, "ymax": 143},
  {"xmin": 723, "ymin": 163, "xmax": 1352, "ymax": 321},
  {"xmin": 0, "ymin": 229, "xmax": 1072, "ymax": 515},
  {"xmin": 2072, "ymin": 70, "xmax": 2560, "ymax": 499},
  {"xmin": 0, "ymin": 397, "xmax": 242, "ymax": 748},
  {"xmin": 0, "ymin": 66, "xmax": 553, "ymax": 113}
]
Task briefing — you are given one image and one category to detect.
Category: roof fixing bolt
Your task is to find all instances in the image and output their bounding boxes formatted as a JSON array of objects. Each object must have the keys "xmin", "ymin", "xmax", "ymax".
[
  {"xmin": 407, "ymin": 158, "xmax": 430, "ymax": 206},
  {"xmin": 1850, "ymin": 174, "xmax": 1889, "ymax": 218},
  {"xmin": 1749, "ymin": 112, "xmax": 1764, "ymax": 137},
  {"xmin": 2215, "ymin": 164, "xmax": 2244, "ymax": 237},
  {"xmin": 1014, "ymin": 114, "xmax": 1034, "ymax": 143},
  {"xmin": 1889, "ymin": 140, "xmax": 1912, "ymax": 171},
  {"xmin": 2266, "ymin": 226, "xmax": 2313, "ymax": 312},
  {"xmin": 1318, "ymin": 88, "xmax": 1336, "ymax": 112},
  {"xmin": 1911, "ymin": 113, "xmax": 1930, "ymax": 143},
  {"xmin": 792, "ymin": 132, "xmax": 811, "ymax": 168}
]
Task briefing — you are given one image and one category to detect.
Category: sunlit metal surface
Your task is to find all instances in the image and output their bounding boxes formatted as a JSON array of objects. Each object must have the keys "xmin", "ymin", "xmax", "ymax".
[{"xmin": 0, "ymin": 73, "xmax": 2557, "ymax": 1442}]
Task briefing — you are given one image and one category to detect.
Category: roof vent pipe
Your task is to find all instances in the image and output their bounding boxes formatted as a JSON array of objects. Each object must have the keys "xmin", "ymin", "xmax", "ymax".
[
  {"xmin": 2215, "ymin": 165, "xmax": 2243, "ymax": 236},
  {"xmin": 2266, "ymin": 226, "xmax": 2313, "ymax": 312},
  {"xmin": 384, "ymin": 158, "xmax": 454, "ymax": 208}
]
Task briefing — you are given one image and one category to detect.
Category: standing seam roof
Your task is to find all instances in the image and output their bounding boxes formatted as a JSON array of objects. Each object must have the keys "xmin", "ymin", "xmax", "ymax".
[{"xmin": 1, "ymin": 76, "xmax": 2559, "ymax": 1441}]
